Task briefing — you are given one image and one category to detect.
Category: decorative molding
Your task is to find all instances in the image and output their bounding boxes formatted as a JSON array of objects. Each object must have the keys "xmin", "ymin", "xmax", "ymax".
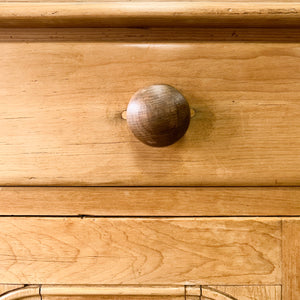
[
  {"xmin": 0, "ymin": 286, "xmax": 40, "ymax": 300},
  {"xmin": 0, "ymin": 285, "xmax": 240, "ymax": 300},
  {"xmin": 41, "ymin": 285, "xmax": 185, "ymax": 297},
  {"xmin": 0, "ymin": 2, "xmax": 300, "ymax": 28}
]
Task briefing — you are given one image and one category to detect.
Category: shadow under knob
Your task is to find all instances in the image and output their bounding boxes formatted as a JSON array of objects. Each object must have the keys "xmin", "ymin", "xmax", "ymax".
[{"xmin": 127, "ymin": 84, "xmax": 190, "ymax": 147}]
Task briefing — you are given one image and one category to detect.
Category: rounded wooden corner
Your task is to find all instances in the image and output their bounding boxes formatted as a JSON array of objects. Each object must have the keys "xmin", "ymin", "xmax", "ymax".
[{"xmin": 0, "ymin": 286, "xmax": 40, "ymax": 300}]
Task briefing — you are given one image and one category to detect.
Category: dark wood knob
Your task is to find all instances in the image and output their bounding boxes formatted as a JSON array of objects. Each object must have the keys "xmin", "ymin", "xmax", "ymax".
[{"xmin": 127, "ymin": 84, "xmax": 190, "ymax": 147}]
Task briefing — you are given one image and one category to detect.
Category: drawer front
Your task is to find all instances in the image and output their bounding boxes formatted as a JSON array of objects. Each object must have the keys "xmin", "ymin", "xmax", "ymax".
[
  {"xmin": 1, "ymin": 217, "xmax": 299, "ymax": 298},
  {"xmin": 0, "ymin": 28, "xmax": 299, "ymax": 186},
  {"xmin": 0, "ymin": 217, "xmax": 281, "ymax": 285}
]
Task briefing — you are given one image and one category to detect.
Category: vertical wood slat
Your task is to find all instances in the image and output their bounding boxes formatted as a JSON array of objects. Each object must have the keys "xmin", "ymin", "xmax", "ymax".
[{"xmin": 282, "ymin": 218, "xmax": 300, "ymax": 300}]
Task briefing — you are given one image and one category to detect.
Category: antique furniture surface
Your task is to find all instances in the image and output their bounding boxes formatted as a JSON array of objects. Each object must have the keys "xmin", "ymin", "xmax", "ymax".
[{"xmin": 0, "ymin": 1, "xmax": 299, "ymax": 299}]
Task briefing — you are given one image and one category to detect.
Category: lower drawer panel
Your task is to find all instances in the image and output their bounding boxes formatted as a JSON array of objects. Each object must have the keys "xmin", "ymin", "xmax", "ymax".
[{"xmin": 0, "ymin": 217, "xmax": 281, "ymax": 285}]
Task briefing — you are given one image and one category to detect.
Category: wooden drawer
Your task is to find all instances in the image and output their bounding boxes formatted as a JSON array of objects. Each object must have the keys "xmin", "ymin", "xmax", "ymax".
[
  {"xmin": 0, "ymin": 216, "xmax": 298, "ymax": 300},
  {"xmin": 0, "ymin": 2, "xmax": 299, "ymax": 300},
  {"xmin": 0, "ymin": 217, "xmax": 282, "ymax": 285},
  {"xmin": 0, "ymin": 28, "xmax": 300, "ymax": 186}
]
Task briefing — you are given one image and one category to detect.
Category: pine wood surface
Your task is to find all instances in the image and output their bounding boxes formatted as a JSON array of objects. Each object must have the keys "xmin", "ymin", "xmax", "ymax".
[
  {"xmin": 0, "ymin": 34, "xmax": 300, "ymax": 186},
  {"xmin": 0, "ymin": 187, "xmax": 299, "ymax": 216},
  {"xmin": 1, "ymin": 2, "xmax": 300, "ymax": 28},
  {"xmin": 282, "ymin": 219, "xmax": 300, "ymax": 300},
  {"xmin": 0, "ymin": 217, "xmax": 281, "ymax": 285},
  {"xmin": 0, "ymin": 4, "xmax": 298, "ymax": 297}
]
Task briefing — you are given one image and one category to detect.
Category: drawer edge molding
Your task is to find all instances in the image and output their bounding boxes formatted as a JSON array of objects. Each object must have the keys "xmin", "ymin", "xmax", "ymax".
[
  {"xmin": 0, "ymin": 284, "xmax": 281, "ymax": 299},
  {"xmin": 1, "ymin": 2, "xmax": 300, "ymax": 28},
  {"xmin": 0, "ymin": 187, "xmax": 299, "ymax": 217}
]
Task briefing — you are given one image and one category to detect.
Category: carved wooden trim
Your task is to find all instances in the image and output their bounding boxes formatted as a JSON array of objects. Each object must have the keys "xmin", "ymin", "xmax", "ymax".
[
  {"xmin": 0, "ymin": 286, "xmax": 40, "ymax": 300},
  {"xmin": 1, "ymin": 284, "xmax": 280, "ymax": 299},
  {"xmin": 0, "ymin": 287, "xmax": 24, "ymax": 298},
  {"xmin": 1, "ymin": 2, "xmax": 300, "ymax": 28},
  {"xmin": 41, "ymin": 285, "xmax": 185, "ymax": 297},
  {"xmin": 0, "ymin": 285, "xmax": 241, "ymax": 300}
]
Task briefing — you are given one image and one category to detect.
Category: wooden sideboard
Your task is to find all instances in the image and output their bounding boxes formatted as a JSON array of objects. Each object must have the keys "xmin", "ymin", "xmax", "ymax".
[{"xmin": 0, "ymin": 1, "xmax": 299, "ymax": 299}]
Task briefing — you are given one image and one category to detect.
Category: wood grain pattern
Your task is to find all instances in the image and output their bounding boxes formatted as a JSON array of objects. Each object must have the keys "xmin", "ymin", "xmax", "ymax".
[
  {"xmin": 1, "ymin": 2, "xmax": 300, "ymax": 28},
  {"xmin": 282, "ymin": 218, "xmax": 300, "ymax": 300},
  {"xmin": 0, "ymin": 218, "xmax": 281, "ymax": 285},
  {"xmin": 0, "ymin": 187, "xmax": 299, "ymax": 216},
  {"xmin": 0, "ymin": 37, "xmax": 300, "ymax": 186},
  {"xmin": 206, "ymin": 285, "xmax": 281, "ymax": 300},
  {"xmin": 127, "ymin": 84, "xmax": 190, "ymax": 147}
]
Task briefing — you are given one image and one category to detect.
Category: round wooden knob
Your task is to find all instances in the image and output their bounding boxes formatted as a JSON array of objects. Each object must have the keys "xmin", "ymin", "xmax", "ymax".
[{"xmin": 127, "ymin": 84, "xmax": 190, "ymax": 147}]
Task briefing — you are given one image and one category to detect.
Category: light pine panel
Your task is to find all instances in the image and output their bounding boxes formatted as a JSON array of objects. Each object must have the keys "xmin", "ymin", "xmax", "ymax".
[
  {"xmin": 0, "ymin": 218, "xmax": 281, "ymax": 285},
  {"xmin": 0, "ymin": 36, "xmax": 300, "ymax": 186},
  {"xmin": 0, "ymin": 187, "xmax": 299, "ymax": 216},
  {"xmin": 282, "ymin": 218, "xmax": 300, "ymax": 300}
]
